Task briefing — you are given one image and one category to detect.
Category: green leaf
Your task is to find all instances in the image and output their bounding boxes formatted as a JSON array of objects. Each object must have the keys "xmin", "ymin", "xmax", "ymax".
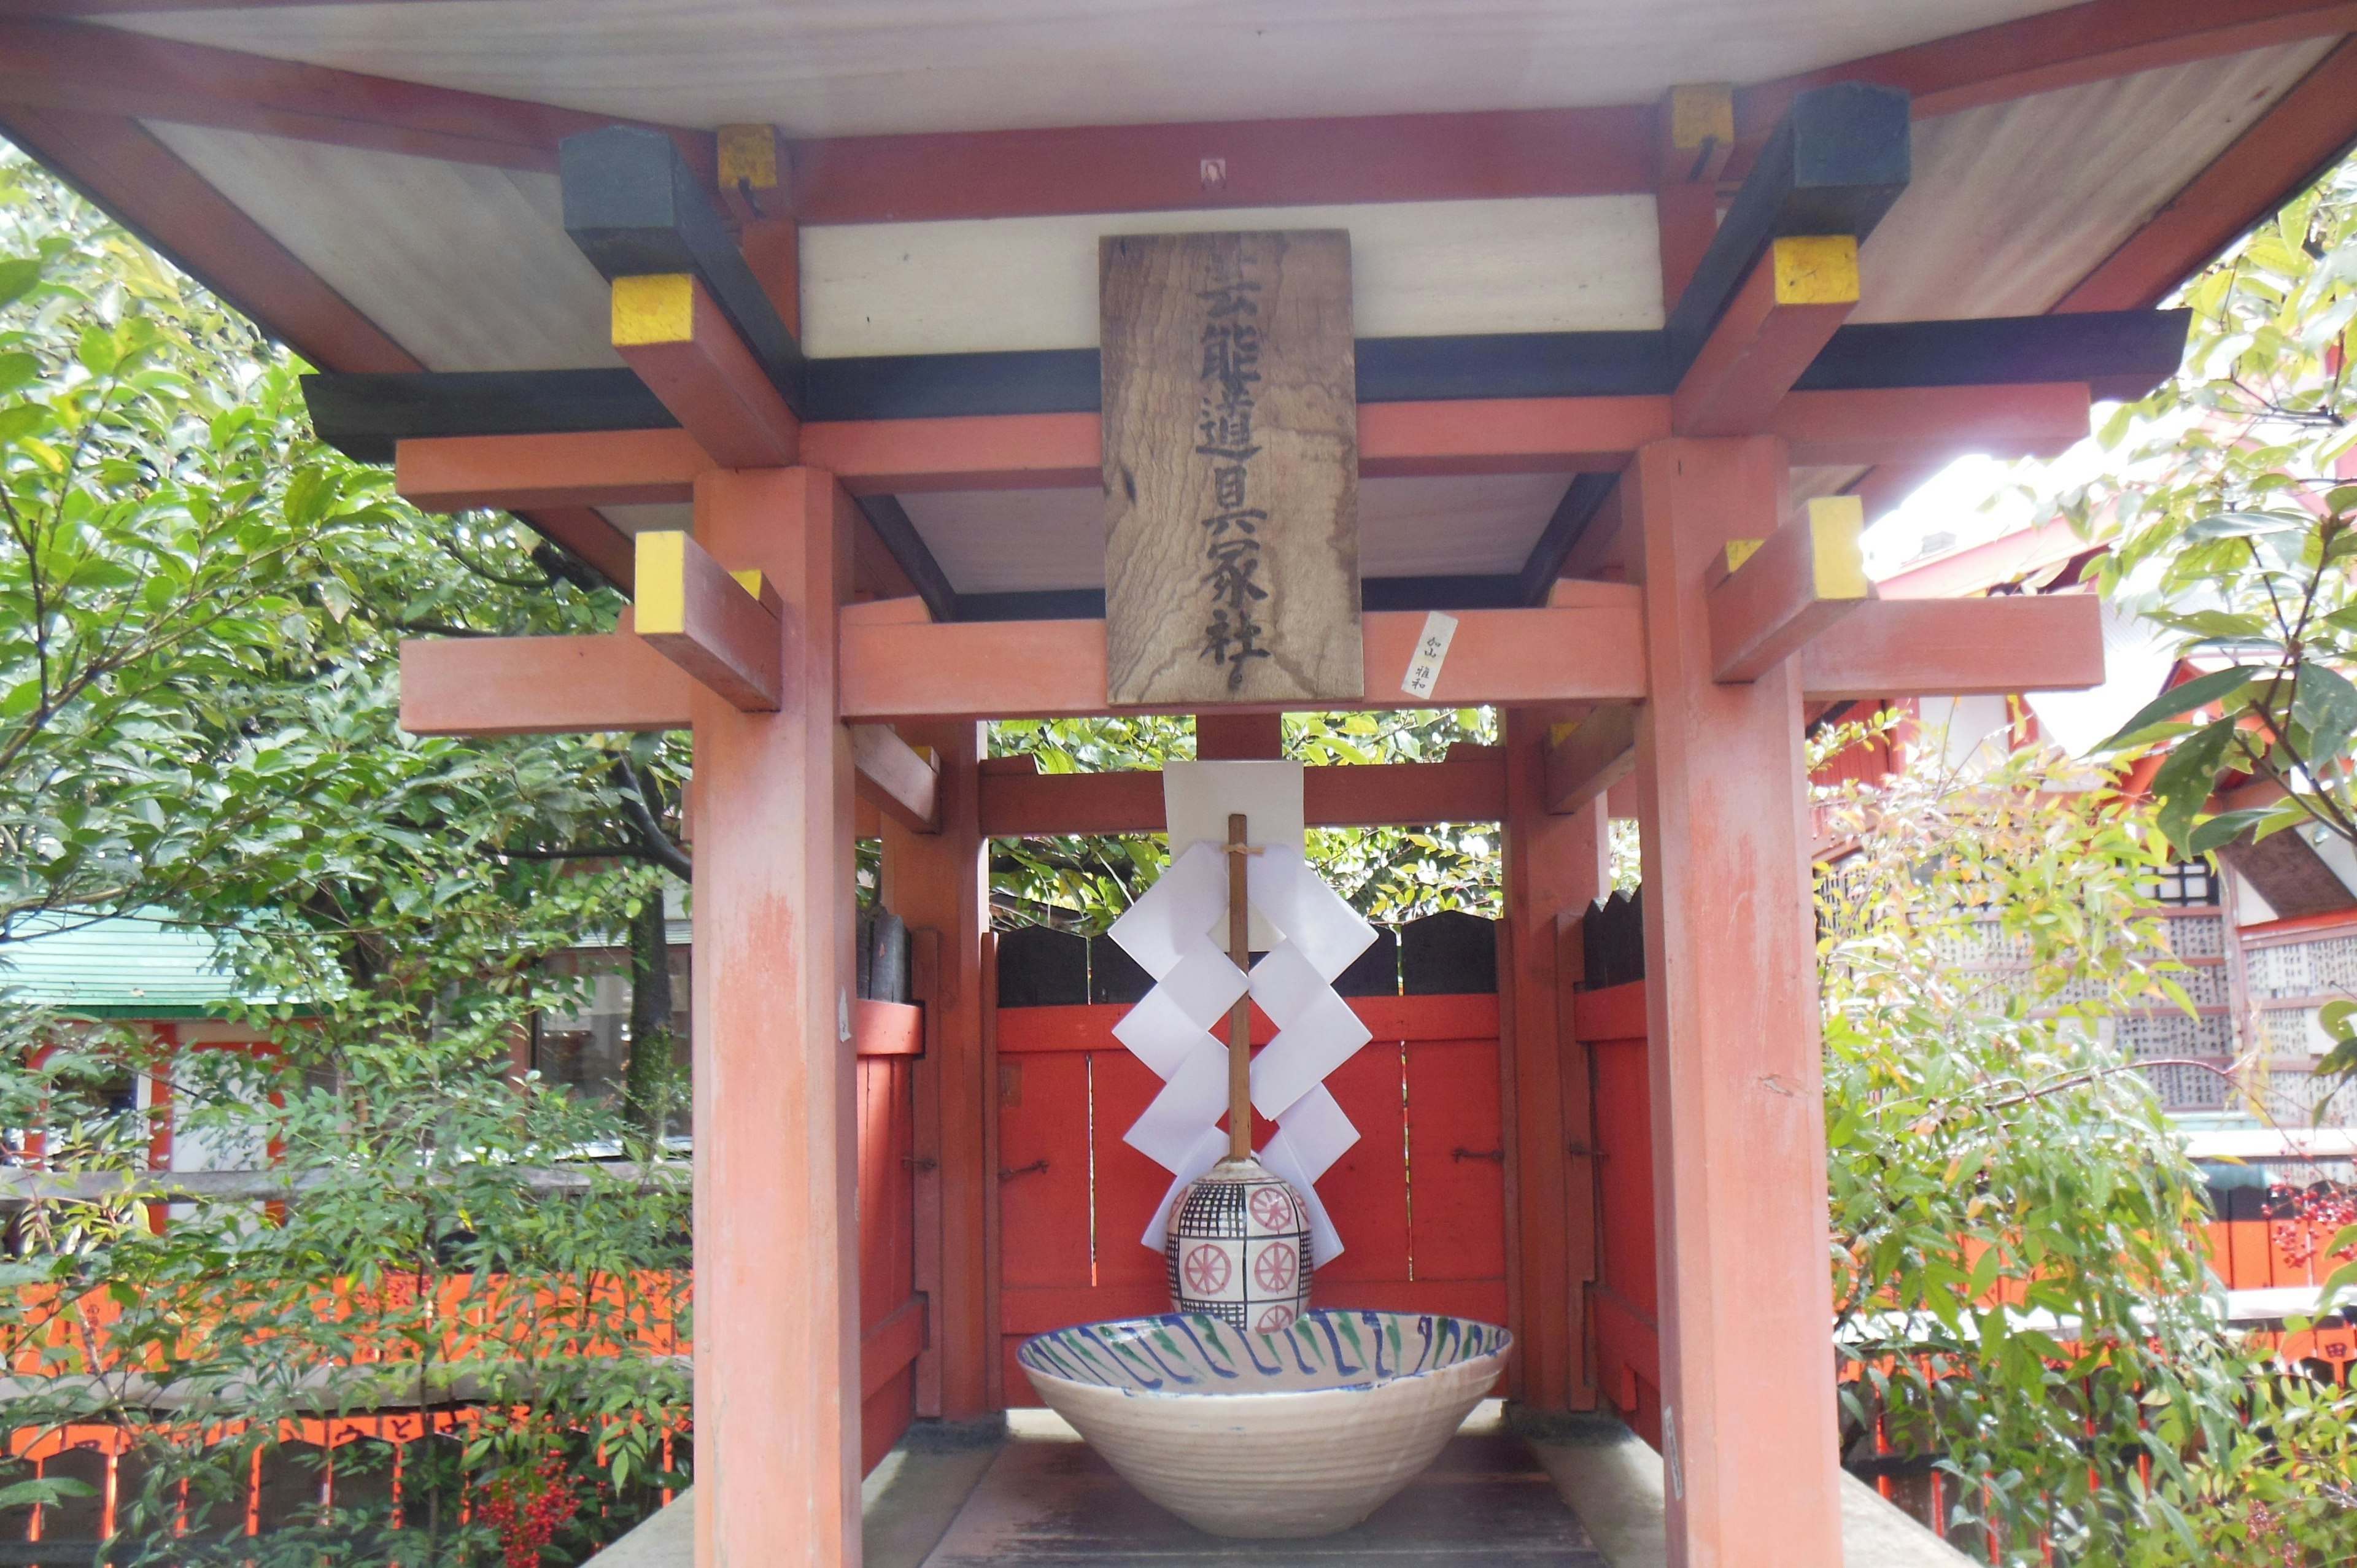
[
  {"xmin": 2293, "ymin": 659, "xmax": 2357, "ymax": 770},
  {"xmin": 2320, "ymin": 999, "xmax": 2357, "ymax": 1041},
  {"xmin": 0, "ymin": 401, "xmax": 48, "ymax": 444},
  {"xmin": 0, "ymin": 256, "xmax": 43, "ymax": 309},
  {"xmin": 0, "ymin": 1478, "xmax": 96, "ymax": 1508},
  {"xmin": 74, "ymin": 322, "xmax": 118, "ymax": 377},
  {"xmin": 2314, "ymin": 1036, "xmax": 2357, "ymax": 1084},
  {"xmin": 2183, "ymin": 508, "xmax": 2310, "ymax": 539},
  {"xmin": 2093, "ymin": 666, "xmax": 2257, "ymax": 753},
  {"xmin": 2185, "ymin": 809, "xmax": 2269, "ymax": 854},
  {"xmin": 2145, "ymin": 717, "xmax": 2240, "ymax": 852}
]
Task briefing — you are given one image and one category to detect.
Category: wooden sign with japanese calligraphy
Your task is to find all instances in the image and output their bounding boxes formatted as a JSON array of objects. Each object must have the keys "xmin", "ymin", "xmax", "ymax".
[{"xmin": 1101, "ymin": 231, "xmax": 1361, "ymax": 706}]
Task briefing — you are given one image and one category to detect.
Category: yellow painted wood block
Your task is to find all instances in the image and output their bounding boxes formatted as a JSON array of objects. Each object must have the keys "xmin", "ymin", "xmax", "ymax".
[
  {"xmin": 1668, "ymin": 83, "xmax": 1734, "ymax": 152},
  {"xmin": 718, "ymin": 124, "xmax": 780, "ymax": 192},
  {"xmin": 1805, "ymin": 495, "xmax": 1868, "ymax": 600},
  {"xmin": 1770, "ymin": 236, "xmax": 1860, "ymax": 307},
  {"xmin": 612, "ymin": 274, "xmax": 695, "ymax": 347},
  {"xmin": 635, "ymin": 531, "xmax": 687, "ymax": 635}
]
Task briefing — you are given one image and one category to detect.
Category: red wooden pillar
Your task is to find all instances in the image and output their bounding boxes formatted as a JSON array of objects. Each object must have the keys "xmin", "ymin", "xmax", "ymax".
[
  {"xmin": 690, "ymin": 466, "xmax": 862, "ymax": 1568},
  {"xmin": 878, "ymin": 722, "xmax": 992, "ymax": 1419},
  {"xmin": 1627, "ymin": 438, "xmax": 1841, "ymax": 1567},
  {"xmin": 1501, "ymin": 710, "xmax": 1611, "ymax": 1410}
]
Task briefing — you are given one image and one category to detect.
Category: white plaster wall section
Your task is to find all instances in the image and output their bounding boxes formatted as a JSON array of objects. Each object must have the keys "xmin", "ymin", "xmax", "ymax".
[
  {"xmin": 144, "ymin": 123, "xmax": 622, "ymax": 372},
  {"xmin": 799, "ymin": 196, "xmax": 1664, "ymax": 358}
]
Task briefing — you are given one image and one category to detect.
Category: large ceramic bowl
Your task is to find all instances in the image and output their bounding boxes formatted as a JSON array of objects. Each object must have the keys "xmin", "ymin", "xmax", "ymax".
[{"xmin": 1018, "ymin": 1308, "xmax": 1511, "ymax": 1539}]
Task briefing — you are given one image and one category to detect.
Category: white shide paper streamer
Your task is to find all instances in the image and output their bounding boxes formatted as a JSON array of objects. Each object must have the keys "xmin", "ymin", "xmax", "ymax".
[{"xmin": 1105, "ymin": 838, "xmax": 1377, "ymax": 1267}]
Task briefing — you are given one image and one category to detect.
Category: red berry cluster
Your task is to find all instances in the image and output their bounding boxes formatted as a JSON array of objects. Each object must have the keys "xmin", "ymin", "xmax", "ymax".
[
  {"xmin": 477, "ymin": 1451, "xmax": 580, "ymax": 1568},
  {"xmin": 2264, "ymin": 1182, "xmax": 2357, "ymax": 1272}
]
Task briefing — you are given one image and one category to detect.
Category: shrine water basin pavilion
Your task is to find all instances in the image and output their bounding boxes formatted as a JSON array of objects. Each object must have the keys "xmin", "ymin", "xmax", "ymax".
[{"xmin": 9, "ymin": 2, "xmax": 2357, "ymax": 1564}]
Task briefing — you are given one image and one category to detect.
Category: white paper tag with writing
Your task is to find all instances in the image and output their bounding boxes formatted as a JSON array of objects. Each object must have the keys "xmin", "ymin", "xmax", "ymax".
[{"xmin": 1399, "ymin": 611, "xmax": 1459, "ymax": 700}]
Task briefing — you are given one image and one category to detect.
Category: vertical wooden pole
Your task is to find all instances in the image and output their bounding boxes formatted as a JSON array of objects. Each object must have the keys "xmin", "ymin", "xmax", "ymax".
[
  {"xmin": 1501, "ymin": 708, "xmax": 1611, "ymax": 1411},
  {"xmin": 1225, "ymin": 812, "xmax": 1253, "ymax": 1162},
  {"xmin": 880, "ymin": 722, "xmax": 992, "ymax": 1420},
  {"xmin": 691, "ymin": 466, "xmax": 861, "ymax": 1568},
  {"xmin": 1627, "ymin": 438, "xmax": 1841, "ymax": 1568}
]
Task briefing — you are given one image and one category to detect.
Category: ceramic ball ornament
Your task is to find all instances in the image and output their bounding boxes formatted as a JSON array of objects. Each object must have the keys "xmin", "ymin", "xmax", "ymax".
[{"xmin": 1165, "ymin": 1154, "xmax": 1312, "ymax": 1332}]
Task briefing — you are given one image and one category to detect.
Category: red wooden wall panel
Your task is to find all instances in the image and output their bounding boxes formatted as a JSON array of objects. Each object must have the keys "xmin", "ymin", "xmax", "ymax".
[
  {"xmin": 853, "ymin": 1005, "xmax": 925, "ymax": 1469},
  {"xmin": 1577, "ymin": 982, "xmax": 1660, "ymax": 1442},
  {"xmin": 1403, "ymin": 1038, "xmax": 1509, "ymax": 1283},
  {"xmin": 993, "ymin": 995, "xmax": 1509, "ymax": 1407}
]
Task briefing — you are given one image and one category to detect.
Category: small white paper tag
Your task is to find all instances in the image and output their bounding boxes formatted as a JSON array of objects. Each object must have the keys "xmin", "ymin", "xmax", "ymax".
[
  {"xmin": 838, "ymin": 989, "xmax": 853, "ymax": 1043},
  {"xmin": 1399, "ymin": 611, "xmax": 1459, "ymax": 700}
]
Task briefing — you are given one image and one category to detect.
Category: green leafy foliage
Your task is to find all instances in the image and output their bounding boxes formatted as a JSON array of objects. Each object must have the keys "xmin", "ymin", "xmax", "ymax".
[
  {"xmin": 1817, "ymin": 743, "xmax": 2357, "ymax": 1562},
  {"xmin": 2020, "ymin": 161, "xmax": 2357, "ymax": 1124},
  {"xmin": 986, "ymin": 707, "xmax": 1504, "ymax": 932},
  {"xmin": 0, "ymin": 147, "xmax": 689, "ymax": 1563}
]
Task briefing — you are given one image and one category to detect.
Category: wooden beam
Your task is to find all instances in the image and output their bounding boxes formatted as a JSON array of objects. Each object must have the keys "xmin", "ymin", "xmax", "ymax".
[
  {"xmin": 1798, "ymin": 595, "xmax": 2106, "ymax": 701},
  {"xmin": 563, "ymin": 126, "xmax": 803, "ymax": 414},
  {"xmin": 518, "ymin": 506, "xmax": 637, "ymax": 593},
  {"xmin": 802, "ymin": 412, "xmax": 1101, "ymax": 495},
  {"xmin": 395, "ymin": 428, "xmax": 710, "ymax": 512},
  {"xmin": 1742, "ymin": 0, "xmax": 2357, "ymax": 134},
  {"xmin": 1514, "ymin": 474, "xmax": 1623, "ymax": 606},
  {"xmin": 611, "ymin": 274, "xmax": 799, "ymax": 469},
  {"xmin": 400, "ymin": 633, "xmax": 692, "ymax": 736},
  {"xmin": 1795, "ymin": 311, "xmax": 2189, "ymax": 401},
  {"xmin": 1672, "ymin": 236, "xmax": 1860, "ymax": 436},
  {"xmin": 787, "ymin": 104, "xmax": 1655, "ymax": 223},
  {"xmin": 303, "ymin": 370, "xmax": 673, "ymax": 465},
  {"xmin": 0, "ymin": 18, "xmax": 713, "ymax": 177},
  {"xmin": 1544, "ymin": 706, "xmax": 1641, "ymax": 816},
  {"xmin": 384, "ymin": 384, "xmax": 2089, "ymax": 549},
  {"xmin": 1770, "ymin": 382, "xmax": 2092, "ymax": 467},
  {"xmin": 1707, "ymin": 496, "xmax": 1870, "ymax": 682},
  {"xmin": 846, "ymin": 496, "xmax": 959, "ymax": 623},
  {"xmin": 1665, "ymin": 84, "xmax": 1908, "ymax": 377},
  {"xmin": 307, "ymin": 313, "xmax": 2185, "ymax": 456},
  {"xmin": 840, "ymin": 600, "xmax": 1648, "ymax": 722},
  {"xmin": 407, "ymin": 592, "xmax": 2103, "ymax": 737},
  {"xmin": 633, "ymin": 530, "xmax": 782, "ymax": 711},
  {"xmin": 1194, "ymin": 712, "xmax": 1285, "ymax": 761},
  {"xmin": 850, "ymin": 724, "xmax": 942, "ymax": 835},
  {"xmin": 976, "ymin": 752, "xmax": 1510, "ymax": 836},
  {"xmin": 2058, "ymin": 39, "xmax": 2357, "ymax": 313}
]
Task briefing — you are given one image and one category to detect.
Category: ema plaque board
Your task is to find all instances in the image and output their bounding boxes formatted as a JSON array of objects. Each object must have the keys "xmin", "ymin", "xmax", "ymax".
[{"xmin": 1101, "ymin": 231, "xmax": 1361, "ymax": 706}]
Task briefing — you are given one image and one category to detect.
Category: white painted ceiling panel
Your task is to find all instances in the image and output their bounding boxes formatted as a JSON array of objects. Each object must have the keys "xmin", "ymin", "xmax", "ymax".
[
  {"xmin": 1856, "ymin": 39, "xmax": 2336, "ymax": 323},
  {"xmin": 144, "ymin": 122, "xmax": 620, "ymax": 372},
  {"xmin": 901, "ymin": 489, "xmax": 1102, "ymax": 595},
  {"xmin": 903, "ymin": 473, "xmax": 1565, "ymax": 594},
  {"xmin": 1357, "ymin": 473, "xmax": 1572, "ymax": 577},
  {"xmin": 117, "ymin": 0, "xmax": 2073, "ymax": 136},
  {"xmin": 802, "ymin": 196, "xmax": 1661, "ymax": 357}
]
